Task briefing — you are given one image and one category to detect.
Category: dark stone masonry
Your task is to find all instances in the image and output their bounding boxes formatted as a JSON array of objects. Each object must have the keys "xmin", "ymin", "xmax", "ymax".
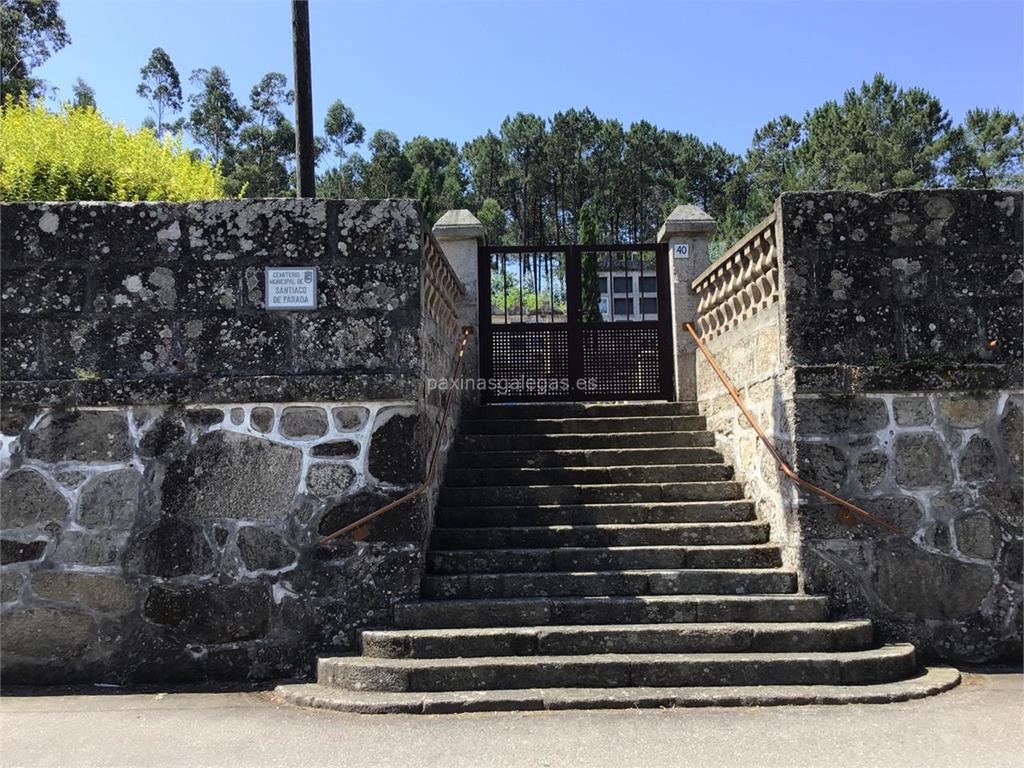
[
  {"xmin": 697, "ymin": 190, "xmax": 1022, "ymax": 664},
  {"xmin": 0, "ymin": 199, "xmax": 467, "ymax": 684}
]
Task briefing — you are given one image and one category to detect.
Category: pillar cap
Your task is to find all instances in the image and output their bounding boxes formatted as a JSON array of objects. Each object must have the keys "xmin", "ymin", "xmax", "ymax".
[
  {"xmin": 433, "ymin": 209, "xmax": 486, "ymax": 242},
  {"xmin": 657, "ymin": 204, "xmax": 717, "ymax": 242}
]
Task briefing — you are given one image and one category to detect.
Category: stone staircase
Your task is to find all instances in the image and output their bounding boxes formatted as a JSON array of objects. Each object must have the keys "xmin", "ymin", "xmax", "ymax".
[{"xmin": 277, "ymin": 402, "xmax": 959, "ymax": 714}]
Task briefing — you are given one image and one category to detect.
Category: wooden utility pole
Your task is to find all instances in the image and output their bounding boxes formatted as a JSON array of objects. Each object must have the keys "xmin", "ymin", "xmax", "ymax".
[{"xmin": 292, "ymin": 0, "xmax": 315, "ymax": 197}]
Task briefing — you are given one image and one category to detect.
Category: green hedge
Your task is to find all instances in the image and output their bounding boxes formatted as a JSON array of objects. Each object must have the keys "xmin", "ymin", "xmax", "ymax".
[{"xmin": 0, "ymin": 97, "xmax": 224, "ymax": 201}]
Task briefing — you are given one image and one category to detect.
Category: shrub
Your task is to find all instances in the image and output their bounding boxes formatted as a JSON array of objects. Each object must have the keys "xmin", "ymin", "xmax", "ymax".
[{"xmin": 0, "ymin": 97, "xmax": 225, "ymax": 201}]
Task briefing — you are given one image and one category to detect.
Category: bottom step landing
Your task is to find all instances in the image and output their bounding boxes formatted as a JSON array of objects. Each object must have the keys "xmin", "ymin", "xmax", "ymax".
[{"xmin": 275, "ymin": 666, "xmax": 960, "ymax": 715}]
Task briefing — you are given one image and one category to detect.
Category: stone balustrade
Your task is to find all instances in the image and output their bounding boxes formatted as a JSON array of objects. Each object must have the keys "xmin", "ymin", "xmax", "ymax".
[{"xmin": 691, "ymin": 214, "xmax": 778, "ymax": 340}]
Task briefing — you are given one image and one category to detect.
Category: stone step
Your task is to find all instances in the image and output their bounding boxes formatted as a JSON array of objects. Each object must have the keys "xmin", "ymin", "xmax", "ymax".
[
  {"xmin": 471, "ymin": 402, "xmax": 701, "ymax": 419},
  {"xmin": 439, "ymin": 481, "xmax": 746, "ymax": 507},
  {"xmin": 315, "ymin": 645, "xmax": 918, "ymax": 693},
  {"xmin": 430, "ymin": 522, "xmax": 769, "ymax": 549},
  {"xmin": 445, "ymin": 464, "xmax": 733, "ymax": 487},
  {"xmin": 394, "ymin": 595, "xmax": 831, "ymax": 629},
  {"xmin": 360, "ymin": 620, "xmax": 875, "ymax": 659},
  {"xmin": 422, "ymin": 569, "xmax": 798, "ymax": 599},
  {"xmin": 427, "ymin": 545, "xmax": 783, "ymax": 574},
  {"xmin": 275, "ymin": 667, "xmax": 961, "ymax": 714},
  {"xmin": 462, "ymin": 415, "xmax": 707, "ymax": 435},
  {"xmin": 435, "ymin": 501, "xmax": 757, "ymax": 527},
  {"xmin": 457, "ymin": 431, "xmax": 716, "ymax": 451},
  {"xmin": 447, "ymin": 447, "xmax": 723, "ymax": 469}
]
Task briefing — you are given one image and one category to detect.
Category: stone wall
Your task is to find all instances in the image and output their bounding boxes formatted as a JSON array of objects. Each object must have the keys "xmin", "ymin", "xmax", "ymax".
[
  {"xmin": 0, "ymin": 199, "xmax": 468, "ymax": 684},
  {"xmin": 694, "ymin": 190, "xmax": 1023, "ymax": 663}
]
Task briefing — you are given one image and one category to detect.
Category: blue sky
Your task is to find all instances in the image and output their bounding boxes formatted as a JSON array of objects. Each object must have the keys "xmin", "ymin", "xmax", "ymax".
[{"xmin": 37, "ymin": 0, "xmax": 1024, "ymax": 158}]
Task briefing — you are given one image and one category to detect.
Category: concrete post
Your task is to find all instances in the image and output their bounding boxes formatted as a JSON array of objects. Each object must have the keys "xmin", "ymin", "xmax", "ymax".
[
  {"xmin": 657, "ymin": 204, "xmax": 717, "ymax": 401},
  {"xmin": 433, "ymin": 209, "xmax": 486, "ymax": 394}
]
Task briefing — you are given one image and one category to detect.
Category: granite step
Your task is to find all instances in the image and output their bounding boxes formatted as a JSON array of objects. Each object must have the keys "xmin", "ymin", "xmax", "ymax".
[
  {"xmin": 470, "ymin": 402, "xmax": 701, "ymax": 419},
  {"xmin": 421, "ymin": 569, "xmax": 798, "ymax": 599},
  {"xmin": 439, "ymin": 481, "xmax": 746, "ymax": 506},
  {"xmin": 276, "ymin": 667, "xmax": 961, "ymax": 714},
  {"xmin": 430, "ymin": 522, "xmax": 769, "ymax": 549},
  {"xmin": 445, "ymin": 464, "xmax": 733, "ymax": 487},
  {"xmin": 394, "ymin": 595, "xmax": 832, "ymax": 629},
  {"xmin": 427, "ymin": 544, "xmax": 783, "ymax": 574},
  {"xmin": 456, "ymin": 431, "xmax": 716, "ymax": 451},
  {"xmin": 315, "ymin": 645, "xmax": 918, "ymax": 693},
  {"xmin": 360, "ymin": 620, "xmax": 875, "ymax": 658},
  {"xmin": 447, "ymin": 446, "xmax": 724, "ymax": 469},
  {"xmin": 462, "ymin": 415, "xmax": 707, "ymax": 435},
  {"xmin": 435, "ymin": 500, "xmax": 757, "ymax": 527}
]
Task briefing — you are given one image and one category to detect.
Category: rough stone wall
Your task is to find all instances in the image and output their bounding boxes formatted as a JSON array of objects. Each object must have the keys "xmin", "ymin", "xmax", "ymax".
[
  {"xmin": 696, "ymin": 304, "xmax": 800, "ymax": 570},
  {"xmin": 695, "ymin": 190, "xmax": 1023, "ymax": 663},
  {"xmin": 0, "ymin": 200, "xmax": 469, "ymax": 684},
  {"xmin": 0, "ymin": 199, "xmax": 425, "ymax": 406}
]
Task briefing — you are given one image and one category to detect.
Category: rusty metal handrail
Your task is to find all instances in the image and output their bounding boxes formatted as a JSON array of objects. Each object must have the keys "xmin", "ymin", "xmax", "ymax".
[
  {"xmin": 320, "ymin": 326, "xmax": 474, "ymax": 544},
  {"xmin": 684, "ymin": 322, "xmax": 898, "ymax": 534}
]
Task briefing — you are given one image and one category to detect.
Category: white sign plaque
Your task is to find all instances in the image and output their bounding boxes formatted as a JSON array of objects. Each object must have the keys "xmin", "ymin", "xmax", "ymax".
[
  {"xmin": 265, "ymin": 267, "xmax": 318, "ymax": 310},
  {"xmin": 673, "ymin": 243, "xmax": 690, "ymax": 259}
]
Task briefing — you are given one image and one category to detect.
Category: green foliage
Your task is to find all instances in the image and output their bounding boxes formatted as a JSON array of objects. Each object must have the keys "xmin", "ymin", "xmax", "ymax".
[
  {"xmin": 223, "ymin": 72, "xmax": 295, "ymax": 197},
  {"xmin": 187, "ymin": 66, "xmax": 246, "ymax": 162},
  {"xmin": 70, "ymin": 78, "xmax": 95, "ymax": 110},
  {"xmin": 0, "ymin": 0, "xmax": 70, "ymax": 101},
  {"xmin": 0, "ymin": 97, "xmax": 225, "ymax": 201},
  {"xmin": 943, "ymin": 108, "xmax": 1023, "ymax": 188},
  {"xmin": 797, "ymin": 74, "xmax": 950, "ymax": 191},
  {"xmin": 578, "ymin": 202, "xmax": 602, "ymax": 322},
  {"xmin": 137, "ymin": 47, "xmax": 182, "ymax": 135}
]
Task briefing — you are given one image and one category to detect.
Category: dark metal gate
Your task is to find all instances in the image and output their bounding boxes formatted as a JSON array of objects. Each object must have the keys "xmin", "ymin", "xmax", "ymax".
[{"xmin": 477, "ymin": 243, "xmax": 674, "ymax": 403}]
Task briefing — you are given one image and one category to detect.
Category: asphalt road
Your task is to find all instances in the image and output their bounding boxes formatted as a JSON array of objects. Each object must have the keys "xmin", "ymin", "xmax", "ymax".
[{"xmin": 1, "ymin": 671, "xmax": 1021, "ymax": 768}]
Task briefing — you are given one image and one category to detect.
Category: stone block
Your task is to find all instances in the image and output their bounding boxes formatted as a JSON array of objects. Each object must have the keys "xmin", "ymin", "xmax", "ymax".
[
  {"xmin": 42, "ymin": 317, "xmax": 177, "ymax": 378},
  {"xmin": 31, "ymin": 571, "xmax": 137, "ymax": 613},
  {"xmin": 78, "ymin": 468, "xmax": 142, "ymax": 529},
  {"xmin": 0, "ymin": 405, "xmax": 37, "ymax": 435},
  {"xmin": 311, "ymin": 440, "xmax": 360, "ymax": 459},
  {"xmin": 0, "ymin": 539, "xmax": 48, "ymax": 564},
  {"xmin": 0, "ymin": 266, "xmax": 87, "ymax": 316},
  {"xmin": 236, "ymin": 526, "xmax": 295, "ymax": 572},
  {"xmin": 872, "ymin": 540, "xmax": 993, "ymax": 619},
  {"xmin": 0, "ymin": 469, "xmax": 68, "ymax": 529},
  {"xmin": 955, "ymin": 513, "xmax": 999, "ymax": 560},
  {"xmin": 1, "ymin": 571, "xmax": 25, "ymax": 603},
  {"xmin": 161, "ymin": 431, "xmax": 302, "ymax": 521},
  {"xmin": 23, "ymin": 410, "xmax": 131, "ymax": 463},
  {"xmin": 333, "ymin": 407, "xmax": 369, "ymax": 431},
  {"xmin": 893, "ymin": 397, "xmax": 932, "ymax": 426},
  {"xmin": 1, "ymin": 317, "xmax": 42, "ymax": 379},
  {"xmin": 959, "ymin": 436, "xmax": 997, "ymax": 482},
  {"xmin": 794, "ymin": 442, "xmax": 848, "ymax": 493},
  {"xmin": 998, "ymin": 400, "xmax": 1023, "ymax": 473},
  {"xmin": 0, "ymin": 605, "xmax": 97, "ymax": 658},
  {"xmin": 183, "ymin": 315, "xmax": 291, "ymax": 376},
  {"xmin": 55, "ymin": 531, "xmax": 120, "ymax": 566},
  {"xmin": 138, "ymin": 413, "xmax": 187, "ymax": 458},
  {"xmin": 279, "ymin": 407, "xmax": 328, "ymax": 439},
  {"xmin": 143, "ymin": 581, "xmax": 272, "ymax": 643},
  {"xmin": 123, "ymin": 515, "xmax": 214, "ymax": 578},
  {"xmin": 936, "ymin": 394, "xmax": 998, "ymax": 428},
  {"xmin": 793, "ymin": 395, "xmax": 888, "ymax": 435},
  {"xmin": 368, "ymin": 408, "xmax": 422, "ymax": 485},
  {"xmin": 855, "ymin": 450, "xmax": 888, "ymax": 490},
  {"xmin": 306, "ymin": 464, "xmax": 357, "ymax": 498},
  {"xmin": 292, "ymin": 315, "xmax": 419, "ymax": 375},
  {"xmin": 175, "ymin": 265, "xmax": 238, "ymax": 313},
  {"xmin": 90, "ymin": 265, "xmax": 177, "ymax": 313},
  {"xmin": 250, "ymin": 407, "xmax": 275, "ymax": 433},
  {"xmin": 186, "ymin": 199, "xmax": 328, "ymax": 263},
  {"xmin": 894, "ymin": 433, "xmax": 951, "ymax": 489}
]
